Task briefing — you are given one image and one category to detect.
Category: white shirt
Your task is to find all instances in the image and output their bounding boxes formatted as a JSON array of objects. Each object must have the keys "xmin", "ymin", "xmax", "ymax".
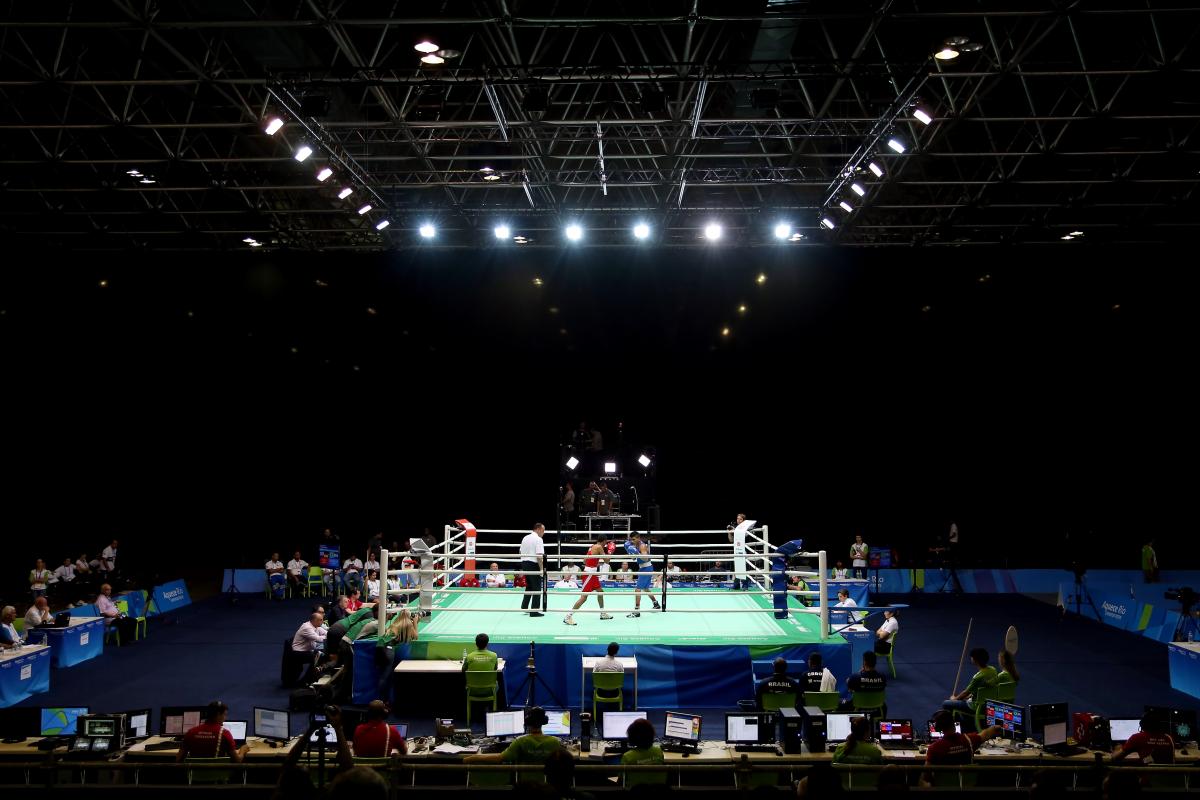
[
  {"xmin": 831, "ymin": 567, "xmax": 849, "ymax": 579},
  {"xmin": 484, "ymin": 572, "xmax": 507, "ymax": 588},
  {"xmin": 850, "ymin": 542, "xmax": 868, "ymax": 567},
  {"xmin": 814, "ymin": 667, "xmax": 838, "ymax": 693},
  {"xmin": 599, "ymin": 563, "xmax": 611, "ymax": 575},
  {"xmin": 593, "ymin": 655, "xmax": 624, "ymax": 673},
  {"xmin": 364, "ymin": 559, "xmax": 380, "ymax": 573},
  {"xmin": 519, "ymin": 532, "xmax": 545, "ymax": 561},
  {"xmin": 75, "ymin": 559, "xmax": 91, "ymax": 573},
  {"xmin": 615, "ymin": 569, "xmax": 632, "ymax": 582},
  {"xmin": 25, "ymin": 606, "xmax": 51, "ymax": 628},
  {"xmin": 53, "ymin": 564, "xmax": 76, "ymax": 582},
  {"xmin": 1, "ymin": 623, "xmax": 20, "ymax": 646},
  {"xmin": 879, "ymin": 616, "xmax": 899, "ymax": 641},
  {"xmin": 366, "ymin": 578, "xmax": 380, "ymax": 599},
  {"xmin": 564, "ymin": 564, "xmax": 581, "ymax": 578},
  {"xmin": 667, "ymin": 565, "xmax": 682, "ymax": 575},
  {"xmin": 292, "ymin": 621, "xmax": 327, "ymax": 652},
  {"xmin": 101, "ymin": 545, "xmax": 117, "ymax": 571},
  {"xmin": 265, "ymin": 560, "xmax": 284, "ymax": 572},
  {"xmin": 344, "ymin": 558, "xmax": 363, "ymax": 575},
  {"xmin": 835, "ymin": 597, "xmax": 858, "ymax": 608},
  {"xmin": 287, "ymin": 558, "xmax": 309, "ymax": 576}
]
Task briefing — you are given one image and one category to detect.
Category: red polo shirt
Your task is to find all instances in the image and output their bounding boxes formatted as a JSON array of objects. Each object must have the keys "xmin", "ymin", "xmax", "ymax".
[
  {"xmin": 353, "ymin": 721, "xmax": 406, "ymax": 757},
  {"xmin": 925, "ymin": 732, "xmax": 982, "ymax": 765},
  {"xmin": 180, "ymin": 722, "xmax": 237, "ymax": 759}
]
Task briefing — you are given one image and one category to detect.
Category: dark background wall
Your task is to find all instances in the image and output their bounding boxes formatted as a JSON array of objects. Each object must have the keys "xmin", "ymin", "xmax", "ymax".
[{"xmin": 0, "ymin": 243, "xmax": 1190, "ymax": 598}]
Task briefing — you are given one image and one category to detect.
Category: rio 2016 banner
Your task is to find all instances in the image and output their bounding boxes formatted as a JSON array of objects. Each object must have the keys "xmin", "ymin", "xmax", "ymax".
[{"xmin": 151, "ymin": 579, "xmax": 192, "ymax": 614}]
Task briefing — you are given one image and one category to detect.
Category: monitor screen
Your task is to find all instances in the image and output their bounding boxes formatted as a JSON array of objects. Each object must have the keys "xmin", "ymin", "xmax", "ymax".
[
  {"xmin": 394, "ymin": 723, "xmax": 408, "ymax": 739},
  {"xmin": 41, "ymin": 707, "xmax": 88, "ymax": 736},
  {"xmin": 928, "ymin": 720, "xmax": 962, "ymax": 740},
  {"xmin": 0, "ymin": 708, "xmax": 41, "ymax": 738},
  {"xmin": 120, "ymin": 709, "xmax": 151, "ymax": 740},
  {"xmin": 1042, "ymin": 721, "xmax": 1068, "ymax": 747},
  {"xmin": 542, "ymin": 710, "xmax": 571, "ymax": 737},
  {"xmin": 603, "ymin": 711, "xmax": 649, "ymax": 741},
  {"xmin": 84, "ymin": 718, "xmax": 117, "ymax": 738},
  {"xmin": 318, "ymin": 544, "xmax": 341, "ymax": 570},
  {"xmin": 253, "ymin": 707, "xmax": 290, "ymax": 740},
  {"xmin": 664, "ymin": 712, "xmax": 702, "ymax": 742},
  {"xmin": 826, "ymin": 713, "xmax": 855, "ymax": 743},
  {"xmin": 724, "ymin": 713, "xmax": 774, "ymax": 744},
  {"xmin": 309, "ymin": 724, "xmax": 339, "ymax": 743},
  {"xmin": 1027, "ymin": 702, "xmax": 1068, "ymax": 742},
  {"xmin": 1172, "ymin": 709, "xmax": 1196, "ymax": 742},
  {"xmin": 222, "ymin": 721, "xmax": 247, "ymax": 741},
  {"xmin": 485, "ymin": 710, "xmax": 524, "ymax": 739},
  {"xmin": 985, "ymin": 701, "xmax": 1024, "ymax": 736},
  {"xmin": 161, "ymin": 706, "xmax": 207, "ymax": 736},
  {"xmin": 879, "ymin": 720, "xmax": 913, "ymax": 741},
  {"xmin": 1109, "ymin": 718, "xmax": 1142, "ymax": 743}
]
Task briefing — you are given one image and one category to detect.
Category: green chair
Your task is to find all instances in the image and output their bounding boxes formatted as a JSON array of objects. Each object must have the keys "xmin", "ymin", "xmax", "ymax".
[
  {"xmin": 968, "ymin": 686, "xmax": 998, "ymax": 732},
  {"xmin": 850, "ymin": 689, "xmax": 886, "ymax": 715},
  {"xmin": 804, "ymin": 691, "xmax": 841, "ymax": 713},
  {"xmin": 883, "ymin": 630, "xmax": 898, "ymax": 677},
  {"xmin": 184, "ymin": 757, "xmax": 233, "ymax": 785},
  {"xmin": 992, "ymin": 679, "xmax": 1016, "ymax": 703},
  {"xmin": 13, "ymin": 618, "xmax": 24, "ymax": 635},
  {"xmin": 926, "ymin": 766, "xmax": 976, "ymax": 789},
  {"xmin": 467, "ymin": 767, "xmax": 512, "ymax": 787},
  {"xmin": 306, "ymin": 566, "xmax": 324, "ymax": 598},
  {"xmin": 624, "ymin": 764, "xmax": 669, "ymax": 787},
  {"xmin": 761, "ymin": 692, "xmax": 797, "ymax": 712},
  {"xmin": 465, "ymin": 669, "xmax": 499, "ymax": 724},
  {"xmin": 593, "ymin": 671, "xmax": 626, "ymax": 720}
]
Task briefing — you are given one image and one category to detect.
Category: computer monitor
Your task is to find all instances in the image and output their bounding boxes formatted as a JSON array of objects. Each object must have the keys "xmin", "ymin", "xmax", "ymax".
[
  {"xmin": 1109, "ymin": 718, "xmax": 1142, "ymax": 743},
  {"xmin": 1027, "ymin": 702, "xmax": 1068, "ymax": 744},
  {"xmin": 878, "ymin": 719, "xmax": 913, "ymax": 743},
  {"xmin": 253, "ymin": 707, "xmax": 291, "ymax": 741},
  {"xmin": 724, "ymin": 712, "xmax": 775, "ymax": 745},
  {"xmin": 603, "ymin": 711, "xmax": 649, "ymax": 741},
  {"xmin": 120, "ymin": 709, "xmax": 152, "ymax": 741},
  {"xmin": 160, "ymin": 706, "xmax": 208, "ymax": 736},
  {"xmin": 318, "ymin": 544, "xmax": 341, "ymax": 570},
  {"xmin": 485, "ymin": 710, "xmax": 524, "ymax": 739},
  {"xmin": 40, "ymin": 707, "xmax": 88, "ymax": 736},
  {"xmin": 825, "ymin": 713, "xmax": 855, "ymax": 743},
  {"xmin": 1042, "ymin": 721, "xmax": 1068, "ymax": 748},
  {"xmin": 222, "ymin": 721, "xmax": 248, "ymax": 744},
  {"xmin": 1172, "ymin": 709, "xmax": 1196, "ymax": 743},
  {"xmin": 0, "ymin": 708, "xmax": 41, "ymax": 738},
  {"xmin": 83, "ymin": 718, "xmax": 118, "ymax": 738},
  {"xmin": 985, "ymin": 701, "xmax": 1024, "ymax": 739},
  {"xmin": 1144, "ymin": 705, "xmax": 1172, "ymax": 727},
  {"xmin": 542, "ymin": 710, "xmax": 571, "ymax": 737},
  {"xmin": 664, "ymin": 712, "xmax": 702, "ymax": 744},
  {"xmin": 928, "ymin": 720, "xmax": 962, "ymax": 740},
  {"xmin": 394, "ymin": 723, "xmax": 409, "ymax": 739}
]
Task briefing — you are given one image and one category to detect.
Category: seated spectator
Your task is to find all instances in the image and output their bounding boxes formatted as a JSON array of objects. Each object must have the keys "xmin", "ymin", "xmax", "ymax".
[
  {"xmin": 52, "ymin": 557, "xmax": 76, "ymax": 586},
  {"xmin": 343, "ymin": 554, "xmax": 364, "ymax": 590},
  {"xmin": 795, "ymin": 762, "xmax": 844, "ymax": 797},
  {"xmin": 843, "ymin": 651, "xmax": 887, "ymax": 715},
  {"xmin": 96, "ymin": 583, "xmax": 136, "ymax": 643},
  {"xmin": 74, "ymin": 554, "xmax": 94, "ymax": 581},
  {"xmin": 463, "ymin": 706, "xmax": 562, "ymax": 765},
  {"xmin": 614, "ymin": 562, "xmax": 633, "ymax": 582},
  {"xmin": 996, "ymin": 648, "xmax": 1019, "ymax": 688},
  {"xmin": 484, "ymin": 563, "xmax": 507, "ymax": 588},
  {"xmin": 266, "ymin": 552, "xmax": 287, "ymax": 600},
  {"xmin": 365, "ymin": 571, "xmax": 380, "ymax": 603},
  {"xmin": 327, "ymin": 595, "xmax": 350, "ymax": 624},
  {"xmin": 286, "ymin": 551, "xmax": 309, "ymax": 593},
  {"xmin": 345, "ymin": 588, "xmax": 364, "ymax": 612},
  {"xmin": 0, "ymin": 606, "xmax": 23, "ymax": 650},
  {"xmin": 177, "ymin": 701, "xmax": 250, "ymax": 762},
  {"xmin": 1112, "ymin": 715, "xmax": 1175, "ymax": 767},
  {"xmin": 942, "ymin": 648, "xmax": 997, "ymax": 725},
  {"xmin": 599, "ymin": 561, "xmax": 611, "ymax": 580},
  {"xmin": 24, "ymin": 597, "xmax": 52, "ymax": 629},
  {"xmin": 666, "ymin": 561, "xmax": 682, "ymax": 576},
  {"xmin": 831, "ymin": 561, "xmax": 850, "ymax": 579},
  {"xmin": 463, "ymin": 632, "xmax": 498, "ymax": 671},
  {"xmin": 351, "ymin": 700, "xmax": 407, "ymax": 757},
  {"xmin": 554, "ymin": 572, "xmax": 579, "ymax": 589},
  {"xmin": 874, "ymin": 609, "xmax": 898, "ymax": 654},
  {"xmin": 756, "ymin": 656, "xmax": 800, "ymax": 709},
  {"xmin": 364, "ymin": 552, "xmax": 380, "ymax": 576},
  {"xmin": 876, "ymin": 764, "xmax": 909, "ymax": 792},
  {"xmin": 562, "ymin": 563, "xmax": 581, "ymax": 582},
  {"xmin": 804, "ymin": 652, "xmax": 837, "ymax": 693},
  {"xmin": 832, "ymin": 715, "xmax": 884, "ymax": 765},
  {"xmin": 29, "ymin": 559, "xmax": 52, "ymax": 599},
  {"xmin": 621, "ymin": 717, "xmax": 665, "ymax": 769},
  {"xmin": 292, "ymin": 611, "xmax": 327, "ymax": 655},
  {"xmin": 709, "ymin": 561, "xmax": 728, "ymax": 582},
  {"xmin": 543, "ymin": 748, "xmax": 588, "ymax": 798},
  {"xmin": 920, "ymin": 710, "xmax": 1002, "ymax": 787}
]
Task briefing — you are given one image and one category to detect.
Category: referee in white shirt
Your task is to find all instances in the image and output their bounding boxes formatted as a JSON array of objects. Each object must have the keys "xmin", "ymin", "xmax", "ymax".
[{"xmin": 520, "ymin": 524, "xmax": 546, "ymax": 617}]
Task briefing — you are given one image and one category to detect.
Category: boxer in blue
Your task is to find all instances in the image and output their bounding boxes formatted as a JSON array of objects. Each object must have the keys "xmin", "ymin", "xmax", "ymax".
[{"xmin": 623, "ymin": 532, "xmax": 662, "ymax": 617}]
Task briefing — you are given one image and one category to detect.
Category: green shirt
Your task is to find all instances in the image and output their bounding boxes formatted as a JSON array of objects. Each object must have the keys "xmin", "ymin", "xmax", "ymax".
[
  {"xmin": 832, "ymin": 740, "xmax": 885, "ymax": 765},
  {"xmin": 343, "ymin": 608, "xmax": 377, "ymax": 640},
  {"xmin": 1142, "ymin": 545, "xmax": 1156, "ymax": 570},
  {"xmin": 621, "ymin": 745, "xmax": 665, "ymax": 766},
  {"xmin": 995, "ymin": 669, "xmax": 1016, "ymax": 687},
  {"xmin": 464, "ymin": 648, "xmax": 499, "ymax": 671},
  {"xmin": 964, "ymin": 665, "xmax": 998, "ymax": 700},
  {"xmin": 501, "ymin": 733, "xmax": 562, "ymax": 764}
]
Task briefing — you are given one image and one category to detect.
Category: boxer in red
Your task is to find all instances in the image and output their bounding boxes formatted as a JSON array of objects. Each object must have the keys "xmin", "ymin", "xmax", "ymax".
[{"xmin": 563, "ymin": 540, "xmax": 613, "ymax": 625}]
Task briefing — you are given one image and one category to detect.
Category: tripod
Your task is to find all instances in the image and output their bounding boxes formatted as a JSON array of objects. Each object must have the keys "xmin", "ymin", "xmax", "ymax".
[
  {"xmin": 226, "ymin": 568, "xmax": 242, "ymax": 606},
  {"xmin": 1172, "ymin": 608, "xmax": 1200, "ymax": 642},
  {"xmin": 511, "ymin": 641, "xmax": 565, "ymax": 709},
  {"xmin": 937, "ymin": 565, "xmax": 963, "ymax": 594},
  {"xmin": 1065, "ymin": 571, "xmax": 1101, "ymax": 621}
]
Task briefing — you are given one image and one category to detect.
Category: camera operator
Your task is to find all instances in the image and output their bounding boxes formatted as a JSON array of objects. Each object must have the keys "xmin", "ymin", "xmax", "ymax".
[{"xmin": 273, "ymin": 705, "xmax": 354, "ymax": 800}]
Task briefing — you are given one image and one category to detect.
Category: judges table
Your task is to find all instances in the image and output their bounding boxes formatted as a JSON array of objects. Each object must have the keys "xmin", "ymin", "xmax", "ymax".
[
  {"xmin": 580, "ymin": 657, "xmax": 639, "ymax": 713},
  {"xmin": 1168, "ymin": 641, "xmax": 1200, "ymax": 701},
  {"xmin": 38, "ymin": 617, "xmax": 105, "ymax": 668},
  {"xmin": 0, "ymin": 645, "xmax": 51, "ymax": 708},
  {"xmin": 393, "ymin": 659, "xmax": 507, "ymax": 714}
]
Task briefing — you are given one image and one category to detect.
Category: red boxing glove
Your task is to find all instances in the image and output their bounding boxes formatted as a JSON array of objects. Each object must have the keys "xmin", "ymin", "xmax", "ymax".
[{"xmin": 605, "ymin": 541, "xmax": 617, "ymax": 555}]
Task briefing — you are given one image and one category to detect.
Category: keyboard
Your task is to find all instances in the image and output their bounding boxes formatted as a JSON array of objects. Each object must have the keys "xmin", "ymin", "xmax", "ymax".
[
  {"xmin": 35, "ymin": 738, "xmax": 65, "ymax": 751},
  {"xmin": 1045, "ymin": 744, "xmax": 1089, "ymax": 757},
  {"xmin": 733, "ymin": 744, "xmax": 779, "ymax": 753},
  {"xmin": 144, "ymin": 741, "xmax": 180, "ymax": 752},
  {"xmin": 661, "ymin": 743, "xmax": 699, "ymax": 754},
  {"xmin": 880, "ymin": 740, "xmax": 916, "ymax": 750}
]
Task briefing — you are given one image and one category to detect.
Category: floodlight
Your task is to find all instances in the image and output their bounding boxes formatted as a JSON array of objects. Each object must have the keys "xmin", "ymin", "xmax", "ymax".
[
  {"xmin": 316, "ymin": 167, "xmax": 333, "ymax": 182},
  {"xmin": 375, "ymin": 220, "xmax": 390, "ymax": 231},
  {"xmin": 264, "ymin": 118, "xmax": 284, "ymax": 135},
  {"xmin": 850, "ymin": 182, "xmax": 866, "ymax": 196},
  {"xmin": 887, "ymin": 138, "xmax": 906, "ymax": 154},
  {"xmin": 868, "ymin": 162, "xmax": 884, "ymax": 178},
  {"xmin": 565, "ymin": 224, "xmax": 583, "ymax": 242},
  {"xmin": 419, "ymin": 223, "xmax": 436, "ymax": 238},
  {"xmin": 820, "ymin": 217, "xmax": 836, "ymax": 230},
  {"xmin": 773, "ymin": 223, "xmax": 791, "ymax": 240},
  {"xmin": 494, "ymin": 225, "xmax": 511, "ymax": 239},
  {"xmin": 839, "ymin": 200, "xmax": 853, "ymax": 213},
  {"xmin": 934, "ymin": 48, "xmax": 959, "ymax": 60},
  {"xmin": 913, "ymin": 108, "xmax": 933, "ymax": 125},
  {"xmin": 357, "ymin": 204, "xmax": 372, "ymax": 215},
  {"xmin": 704, "ymin": 223, "xmax": 722, "ymax": 241},
  {"xmin": 294, "ymin": 145, "xmax": 313, "ymax": 162},
  {"xmin": 421, "ymin": 54, "xmax": 445, "ymax": 65},
  {"xmin": 633, "ymin": 222, "xmax": 651, "ymax": 240},
  {"xmin": 604, "ymin": 462, "xmax": 617, "ymax": 474},
  {"xmin": 565, "ymin": 456, "xmax": 580, "ymax": 470},
  {"xmin": 338, "ymin": 187, "xmax": 354, "ymax": 200},
  {"xmin": 638, "ymin": 454, "xmax": 652, "ymax": 468},
  {"xmin": 414, "ymin": 41, "xmax": 440, "ymax": 54}
]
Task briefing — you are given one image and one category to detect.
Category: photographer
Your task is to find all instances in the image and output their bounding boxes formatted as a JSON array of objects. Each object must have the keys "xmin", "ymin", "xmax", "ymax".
[{"xmin": 273, "ymin": 705, "xmax": 354, "ymax": 800}]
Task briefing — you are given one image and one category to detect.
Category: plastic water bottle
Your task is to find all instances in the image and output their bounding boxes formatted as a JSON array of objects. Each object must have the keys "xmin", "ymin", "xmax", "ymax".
[{"xmin": 462, "ymin": 647, "xmax": 468, "ymax": 662}]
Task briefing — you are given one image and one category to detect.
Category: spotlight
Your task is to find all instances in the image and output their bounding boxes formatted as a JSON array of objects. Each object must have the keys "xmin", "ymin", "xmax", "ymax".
[
  {"xmin": 637, "ymin": 454, "xmax": 652, "ymax": 468},
  {"xmin": 868, "ymin": 162, "xmax": 884, "ymax": 178},
  {"xmin": 565, "ymin": 456, "xmax": 580, "ymax": 470},
  {"xmin": 704, "ymin": 222, "xmax": 722, "ymax": 241},
  {"xmin": 139, "ymin": 178, "xmax": 156, "ymax": 184},
  {"xmin": 420, "ymin": 54, "xmax": 445, "ymax": 65},
  {"xmin": 338, "ymin": 187, "xmax": 354, "ymax": 200},
  {"xmin": 1069, "ymin": 231, "xmax": 1084, "ymax": 237},
  {"xmin": 489, "ymin": 225, "xmax": 510, "ymax": 240},
  {"xmin": 483, "ymin": 173, "xmax": 501, "ymax": 181},
  {"xmin": 633, "ymin": 222, "xmax": 651, "ymax": 240},
  {"xmin": 565, "ymin": 223, "xmax": 583, "ymax": 242},
  {"xmin": 357, "ymin": 204, "xmax": 372, "ymax": 215},
  {"xmin": 721, "ymin": 327, "xmax": 731, "ymax": 337},
  {"xmin": 738, "ymin": 304, "xmax": 748, "ymax": 314},
  {"xmin": 850, "ymin": 183, "xmax": 866, "ymax": 197},
  {"xmin": 820, "ymin": 216, "xmax": 836, "ymax": 230},
  {"xmin": 479, "ymin": 166, "xmax": 494, "ymax": 174},
  {"xmin": 887, "ymin": 138, "xmax": 906, "ymax": 154},
  {"xmin": 316, "ymin": 167, "xmax": 333, "ymax": 182},
  {"xmin": 242, "ymin": 237, "xmax": 257, "ymax": 244},
  {"xmin": 419, "ymin": 223, "xmax": 436, "ymax": 238},
  {"xmin": 264, "ymin": 117, "xmax": 284, "ymax": 135},
  {"xmin": 756, "ymin": 273, "xmax": 767, "ymax": 285},
  {"xmin": 773, "ymin": 223, "xmax": 791, "ymax": 240},
  {"xmin": 839, "ymin": 200, "xmax": 853, "ymax": 213},
  {"xmin": 913, "ymin": 108, "xmax": 933, "ymax": 125},
  {"xmin": 375, "ymin": 220, "xmax": 390, "ymax": 231},
  {"xmin": 604, "ymin": 462, "xmax": 617, "ymax": 474},
  {"xmin": 294, "ymin": 145, "xmax": 313, "ymax": 162},
  {"xmin": 126, "ymin": 169, "xmax": 141, "ymax": 176},
  {"xmin": 248, "ymin": 241, "xmax": 263, "ymax": 248},
  {"xmin": 934, "ymin": 47, "xmax": 959, "ymax": 61},
  {"xmin": 414, "ymin": 40, "xmax": 440, "ymax": 53}
]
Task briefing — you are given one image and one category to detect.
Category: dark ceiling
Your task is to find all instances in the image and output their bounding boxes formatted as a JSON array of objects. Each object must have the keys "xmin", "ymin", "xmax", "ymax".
[{"xmin": 2, "ymin": 0, "xmax": 1198, "ymax": 251}]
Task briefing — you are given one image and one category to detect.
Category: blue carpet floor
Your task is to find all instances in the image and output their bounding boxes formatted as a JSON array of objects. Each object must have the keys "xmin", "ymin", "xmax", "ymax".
[{"xmin": 13, "ymin": 590, "xmax": 1196, "ymax": 736}]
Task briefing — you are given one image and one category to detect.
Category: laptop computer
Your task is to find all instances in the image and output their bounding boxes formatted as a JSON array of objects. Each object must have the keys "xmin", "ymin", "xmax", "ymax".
[
  {"xmin": 877, "ymin": 719, "xmax": 915, "ymax": 750},
  {"xmin": 1108, "ymin": 718, "xmax": 1142, "ymax": 744},
  {"xmin": 1041, "ymin": 720, "xmax": 1087, "ymax": 756},
  {"xmin": 36, "ymin": 611, "xmax": 72, "ymax": 629},
  {"xmin": 222, "ymin": 721, "xmax": 248, "ymax": 746}
]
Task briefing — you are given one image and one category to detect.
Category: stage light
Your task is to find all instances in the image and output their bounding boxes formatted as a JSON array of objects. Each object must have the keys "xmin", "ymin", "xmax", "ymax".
[
  {"xmin": 633, "ymin": 222, "xmax": 651, "ymax": 240},
  {"xmin": 565, "ymin": 223, "xmax": 583, "ymax": 242},
  {"xmin": 375, "ymin": 220, "xmax": 390, "ymax": 231},
  {"xmin": 483, "ymin": 173, "xmax": 500, "ymax": 181},
  {"xmin": 868, "ymin": 161, "xmax": 884, "ymax": 178},
  {"xmin": 913, "ymin": 108, "xmax": 933, "ymax": 125},
  {"xmin": 850, "ymin": 182, "xmax": 866, "ymax": 196},
  {"xmin": 338, "ymin": 187, "xmax": 354, "ymax": 200},
  {"xmin": 738, "ymin": 304, "xmax": 747, "ymax": 314},
  {"xmin": 1069, "ymin": 231, "xmax": 1084, "ymax": 237},
  {"xmin": 565, "ymin": 456, "xmax": 580, "ymax": 470},
  {"xmin": 414, "ymin": 40, "xmax": 439, "ymax": 53},
  {"xmin": 934, "ymin": 47, "xmax": 959, "ymax": 60},
  {"xmin": 494, "ymin": 224, "xmax": 511, "ymax": 239},
  {"xmin": 721, "ymin": 327, "xmax": 731, "ymax": 337},
  {"xmin": 421, "ymin": 54, "xmax": 445, "ymax": 65},
  {"xmin": 316, "ymin": 167, "xmax": 333, "ymax": 182},
  {"xmin": 357, "ymin": 204, "xmax": 372, "ymax": 215},
  {"xmin": 839, "ymin": 200, "xmax": 853, "ymax": 213},
  {"xmin": 604, "ymin": 462, "xmax": 618, "ymax": 474},
  {"xmin": 242, "ymin": 237, "xmax": 257, "ymax": 244},
  {"xmin": 264, "ymin": 117, "xmax": 284, "ymax": 135},
  {"xmin": 479, "ymin": 166, "xmax": 494, "ymax": 174},
  {"xmin": 638, "ymin": 454, "xmax": 652, "ymax": 468},
  {"xmin": 756, "ymin": 273, "xmax": 767, "ymax": 285},
  {"xmin": 419, "ymin": 223, "xmax": 436, "ymax": 238},
  {"xmin": 294, "ymin": 145, "xmax": 313, "ymax": 162},
  {"xmin": 126, "ymin": 169, "xmax": 141, "ymax": 176},
  {"xmin": 139, "ymin": 177, "xmax": 155, "ymax": 184},
  {"xmin": 248, "ymin": 241, "xmax": 263, "ymax": 248},
  {"xmin": 704, "ymin": 222, "xmax": 722, "ymax": 241},
  {"xmin": 774, "ymin": 223, "xmax": 791, "ymax": 240},
  {"xmin": 820, "ymin": 216, "xmax": 836, "ymax": 230},
  {"xmin": 887, "ymin": 138, "xmax": 906, "ymax": 154}
]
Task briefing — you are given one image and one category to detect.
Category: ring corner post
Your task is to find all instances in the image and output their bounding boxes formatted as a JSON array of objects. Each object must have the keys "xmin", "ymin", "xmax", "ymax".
[
  {"xmin": 818, "ymin": 549, "xmax": 829, "ymax": 640},
  {"xmin": 379, "ymin": 548, "xmax": 389, "ymax": 631}
]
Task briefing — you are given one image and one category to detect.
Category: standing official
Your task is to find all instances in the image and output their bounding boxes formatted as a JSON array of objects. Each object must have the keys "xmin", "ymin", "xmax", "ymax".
[
  {"xmin": 520, "ymin": 524, "xmax": 546, "ymax": 617},
  {"xmin": 727, "ymin": 514, "xmax": 749, "ymax": 590}
]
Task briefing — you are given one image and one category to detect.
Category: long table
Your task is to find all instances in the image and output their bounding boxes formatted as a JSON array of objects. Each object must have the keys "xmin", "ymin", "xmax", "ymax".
[
  {"xmin": 0, "ymin": 645, "xmax": 51, "ymax": 708},
  {"xmin": 39, "ymin": 617, "xmax": 105, "ymax": 668},
  {"xmin": 393, "ymin": 659, "xmax": 507, "ymax": 714}
]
